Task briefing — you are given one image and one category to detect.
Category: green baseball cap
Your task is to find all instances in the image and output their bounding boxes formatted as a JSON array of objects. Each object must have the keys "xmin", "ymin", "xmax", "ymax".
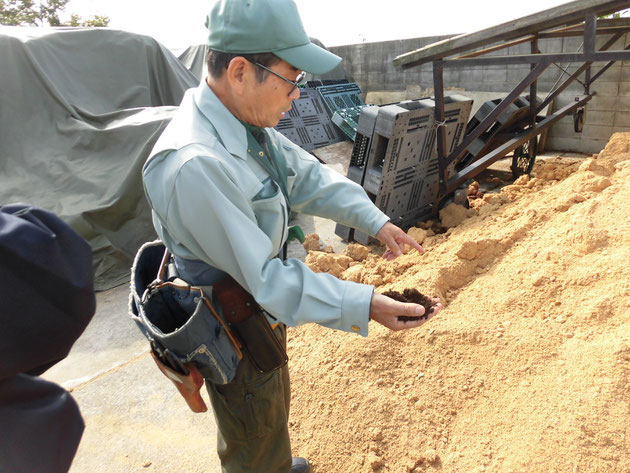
[{"xmin": 206, "ymin": 0, "xmax": 341, "ymax": 75}]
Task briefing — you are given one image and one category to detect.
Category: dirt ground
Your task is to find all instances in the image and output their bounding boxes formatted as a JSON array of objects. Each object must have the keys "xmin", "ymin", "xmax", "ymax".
[{"xmin": 289, "ymin": 133, "xmax": 630, "ymax": 473}]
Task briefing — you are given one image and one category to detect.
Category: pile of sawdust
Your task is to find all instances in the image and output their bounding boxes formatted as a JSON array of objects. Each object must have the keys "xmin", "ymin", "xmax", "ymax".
[{"xmin": 288, "ymin": 132, "xmax": 630, "ymax": 472}]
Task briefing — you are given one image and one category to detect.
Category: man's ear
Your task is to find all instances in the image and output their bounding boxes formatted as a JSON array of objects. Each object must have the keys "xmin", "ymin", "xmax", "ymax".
[{"xmin": 226, "ymin": 57, "xmax": 250, "ymax": 96}]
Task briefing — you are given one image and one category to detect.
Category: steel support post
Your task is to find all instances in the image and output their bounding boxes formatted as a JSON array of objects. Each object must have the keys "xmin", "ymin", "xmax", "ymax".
[
  {"xmin": 530, "ymin": 37, "xmax": 539, "ymax": 158},
  {"xmin": 584, "ymin": 13, "xmax": 597, "ymax": 55},
  {"xmin": 584, "ymin": 12, "xmax": 597, "ymax": 94},
  {"xmin": 432, "ymin": 60, "xmax": 448, "ymax": 196}
]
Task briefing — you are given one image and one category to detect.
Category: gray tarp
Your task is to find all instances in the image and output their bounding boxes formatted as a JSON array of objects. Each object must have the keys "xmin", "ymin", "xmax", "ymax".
[
  {"xmin": 0, "ymin": 27, "xmax": 198, "ymax": 290},
  {"xmin": 0, "ymin": 27, "xmax": 345, "ymax": 290},
  {"xmin": 175, "ymin": 44, "xmax": 208, "ymax": 80}
]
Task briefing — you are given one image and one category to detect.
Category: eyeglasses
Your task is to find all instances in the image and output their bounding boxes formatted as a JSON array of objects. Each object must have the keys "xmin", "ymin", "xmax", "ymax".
[{"xmin": 245, "ymin": 58, "xmax": 306, "ymax": 96}]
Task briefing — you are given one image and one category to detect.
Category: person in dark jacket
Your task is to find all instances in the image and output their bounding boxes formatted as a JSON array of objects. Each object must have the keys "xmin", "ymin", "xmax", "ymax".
[{"xmin": 0, "ymin": 204, "xmax": 96, "ymax": 473}]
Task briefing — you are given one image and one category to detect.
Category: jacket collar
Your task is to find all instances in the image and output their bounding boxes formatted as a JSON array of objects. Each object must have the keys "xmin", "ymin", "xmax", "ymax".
[{"xmin": 193, "ymin": 80, "xmax": 248, "ymax": 160}]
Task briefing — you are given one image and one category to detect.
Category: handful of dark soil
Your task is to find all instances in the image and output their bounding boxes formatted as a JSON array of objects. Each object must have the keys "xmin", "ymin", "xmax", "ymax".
[{"xmin": 381, "ymin": 288, "xmax": 436, "ymax": 322}]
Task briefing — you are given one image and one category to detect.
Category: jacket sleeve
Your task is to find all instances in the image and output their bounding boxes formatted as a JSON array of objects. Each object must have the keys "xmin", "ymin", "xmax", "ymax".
[
  {"xmin": 270, "ymin": 130, "xmax": 390, "ymax": 237},
  {"xmin": 147, "ymin": 155, "xmax": 374, "ymax": 336}
]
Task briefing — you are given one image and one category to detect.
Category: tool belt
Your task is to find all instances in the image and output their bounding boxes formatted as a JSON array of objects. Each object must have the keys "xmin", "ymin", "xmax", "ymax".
[{"xmin": 129, "ymin": 241, "xmax": 287, "ymax": 412}]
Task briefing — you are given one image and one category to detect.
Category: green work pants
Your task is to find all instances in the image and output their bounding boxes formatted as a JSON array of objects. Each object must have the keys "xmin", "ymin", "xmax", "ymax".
[{"xmin": 206, "ymin": 324, "xmax": 292, "ymax": 473}]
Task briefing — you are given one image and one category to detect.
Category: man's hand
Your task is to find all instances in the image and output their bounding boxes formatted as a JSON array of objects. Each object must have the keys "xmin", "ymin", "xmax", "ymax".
[
  {"xmin": 369, "ymin": 293, "xmax": 442, "ymax": 331},
  {"xmin": 375, "ymin": 222, "xmax": 425, "ymax": 261}
]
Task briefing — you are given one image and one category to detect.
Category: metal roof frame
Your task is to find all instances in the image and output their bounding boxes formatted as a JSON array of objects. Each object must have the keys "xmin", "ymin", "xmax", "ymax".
[
  {"xmin": 388, "ymin": 0, "xmax": 630, "ymax": 208},
  {"xmin": 394, "ymin": 0, "xmax": 630, "ymax": 68}
]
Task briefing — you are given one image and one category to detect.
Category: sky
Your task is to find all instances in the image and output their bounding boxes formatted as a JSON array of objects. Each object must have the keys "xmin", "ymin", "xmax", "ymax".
[{"xmin": 62, "ymin": 0, "xmax": 627, "ymax": 50}]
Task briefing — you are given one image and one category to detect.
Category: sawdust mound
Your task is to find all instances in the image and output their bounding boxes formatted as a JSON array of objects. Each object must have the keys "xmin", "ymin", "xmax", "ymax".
[{"xmin": 289, "ymin": 132, "xmax": 630, "ymax": 472}]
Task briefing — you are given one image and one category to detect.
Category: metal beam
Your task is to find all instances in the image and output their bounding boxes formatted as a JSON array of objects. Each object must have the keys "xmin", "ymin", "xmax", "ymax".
[
  {"xmin": 456, "ymin": 24, "xmax": 583, "ymax": 60},
  {"xmin": 443, "ymin": 51, "xmax": 630, "ymax": 67},
  {"xmin": 456, "ymin": 25, "xmax": 630, "ymax": 60},
  {"xmin": 589, "ymin": 43, "xmax": 630, "ymax": 84},
  {"xmin": 445, "ymin": 95, "xmax": 594, "ymax": 192},
  {"xmin": 394, "ymin": 0, "xmax": 630, "ymax": 68},
  {"xmin": 536, "ymin": 32, "xmax": 623, "ymax": 113},
  {"xmin": 539, "ymin": 25, "xmax": 630, "ymax": 38},
  {"xmin": 456, "ymin": 36, "xmax": 536, "ymax": 60},
  {"xmin": 596, "ymin": 17, "xmax": 630, "ymax": 27}
]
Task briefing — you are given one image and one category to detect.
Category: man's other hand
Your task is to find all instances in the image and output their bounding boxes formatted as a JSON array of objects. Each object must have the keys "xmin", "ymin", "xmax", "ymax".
[
  {"xmin": 369, "ymin": 293, "xmax": 442, "ymax": 331},
  {"xmin": 375, "ymin": 222, "xmax": 425, "ymax": 261}
]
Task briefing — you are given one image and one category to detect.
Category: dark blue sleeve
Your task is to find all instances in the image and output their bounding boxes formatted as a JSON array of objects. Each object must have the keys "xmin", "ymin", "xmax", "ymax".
[
  {"xmin": 0, "ymin": 375, "xmax": 84, "ymax": 473},
  {"xmin": 0, "ymin": 204, "xmax": 96, "ymax": 473},
  {"xmin": 0, "ymin": 203, "xmax": 96, "ymax": 378}
]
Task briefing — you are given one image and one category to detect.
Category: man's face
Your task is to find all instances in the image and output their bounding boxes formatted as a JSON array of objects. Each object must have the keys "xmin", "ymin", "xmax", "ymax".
[{"xmin": 241, "ymin": 60, "xmax": 301, "ymax": 128}]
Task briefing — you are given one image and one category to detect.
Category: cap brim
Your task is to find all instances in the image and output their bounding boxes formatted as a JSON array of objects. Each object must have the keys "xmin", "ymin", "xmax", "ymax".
[{"xmin": 274, "ymin": 41, "xmax": 341, "ymax": 75}]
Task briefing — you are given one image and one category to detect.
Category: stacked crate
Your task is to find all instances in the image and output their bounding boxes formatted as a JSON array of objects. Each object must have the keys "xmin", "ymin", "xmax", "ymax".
[
  {"xmin": 457, "ymin": 96, "xmax": 533, "ymax": 170},
  {"xmin": 274, "ymin": 86, "xmax": 345, "ymax": 152},
  {"xmin": 316, "ymin": 83, "xmax": 365, "ymax": 115},
  {"xmin": 335, "ymin": 95, "xmax": 473, "ymax": 245},
  {"xmin": 275, "ymin": 81, "xmax": 366, "ymax": 151},
  {"xmin": 331, "ymin": 105, "xmax": 373, "ymax": 141}
]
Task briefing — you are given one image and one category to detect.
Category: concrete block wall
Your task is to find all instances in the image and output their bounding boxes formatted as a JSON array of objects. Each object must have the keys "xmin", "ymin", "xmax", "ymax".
[{"xmin": 330, "ymin": 33, "xmax": 630, "ymax": 155}]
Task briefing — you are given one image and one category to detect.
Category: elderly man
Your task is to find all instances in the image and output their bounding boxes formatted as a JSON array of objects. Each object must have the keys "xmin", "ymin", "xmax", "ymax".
[{"xmin": 142, "ymin": 0, "xmax": 441, "ymax": 472}]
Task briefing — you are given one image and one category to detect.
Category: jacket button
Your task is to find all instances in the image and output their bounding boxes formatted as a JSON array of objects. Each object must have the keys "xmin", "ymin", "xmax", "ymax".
[{"xmin": 351, "ymin": 325, "xmax": 360, "ymax": 332}]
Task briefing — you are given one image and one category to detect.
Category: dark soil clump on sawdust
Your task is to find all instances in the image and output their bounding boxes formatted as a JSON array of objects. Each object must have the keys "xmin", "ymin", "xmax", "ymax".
[{"xmin": 381, "ymin": 288, "xmax": 436, "ymax": 321}]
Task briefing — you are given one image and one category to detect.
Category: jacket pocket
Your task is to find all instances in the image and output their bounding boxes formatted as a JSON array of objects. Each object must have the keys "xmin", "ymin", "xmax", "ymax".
[
  {"xmin": 286, "ymin": 166, "xmax": 297, "ymax": 195},
  {"xmin": 252, "ymin": 176, "xmax": 279, "ymax": 201},
  {"xmin": 250, "ymin": 178, "xmax": 285, "ymax": 252}
]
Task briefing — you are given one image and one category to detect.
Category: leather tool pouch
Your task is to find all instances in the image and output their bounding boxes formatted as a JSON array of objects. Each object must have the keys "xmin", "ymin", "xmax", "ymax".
[
  {"xmin": 214, "ymin": 277, "xmax": 288, "ymax": 374},
  {"xmin": 150, "ymin": 349, "xmax": 207, "ymax": 413}
]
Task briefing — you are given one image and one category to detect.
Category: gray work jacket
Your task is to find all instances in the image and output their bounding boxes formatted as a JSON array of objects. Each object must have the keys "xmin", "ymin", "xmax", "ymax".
[{"xmin": 142, "ymin": 80, "xmax": 389, "ymax": 336}]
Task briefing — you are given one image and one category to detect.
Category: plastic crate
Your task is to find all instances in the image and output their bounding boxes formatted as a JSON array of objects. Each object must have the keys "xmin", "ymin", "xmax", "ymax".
[
  {"xmin": 316, "ymin": 83, "xmax": 365, "ymax": 116},
  {"xmin": 348, "ymin": 95, "xmax": 473, "ymax": 244},
  {"xmin": 334, "ymin": 105, "xmax": 379, "ymax": 242},
  {"xmin": 331, "ymin": 105, "xmax": 371, "ymax": 141},
  {"xmin": 274, "ymin": 87, "xmax": 344, "ymax": 152}
]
